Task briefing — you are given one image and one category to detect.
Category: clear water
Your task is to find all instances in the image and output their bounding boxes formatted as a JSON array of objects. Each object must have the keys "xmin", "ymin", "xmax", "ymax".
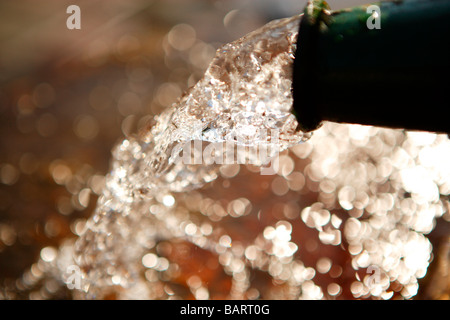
[
  {"xmin": 71, "ymin": 15, "xmax": 309, "ymax": 299},
  {"xmin": 17, "ymin": 13, "xmax": 450, "ymax": 300}
]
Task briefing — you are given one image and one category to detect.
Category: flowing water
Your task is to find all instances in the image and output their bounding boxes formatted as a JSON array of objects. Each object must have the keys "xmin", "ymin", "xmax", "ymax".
[
  {"xmin": 12, "ymin": 13, "xmax": 450, "ymax": 300},
  {"xmin": 63, "ymin": 15, "xmax": 307, "ymax": 299}
]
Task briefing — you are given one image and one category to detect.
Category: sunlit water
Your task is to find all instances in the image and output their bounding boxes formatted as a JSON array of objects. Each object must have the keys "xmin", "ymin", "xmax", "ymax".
[
  {"xmin": 14, "ymin": 14, "xmax": 450, "ymax": 300},
  {"xmin": 67, "ymin": 15, "xmax": 306, "ymax": 299}
]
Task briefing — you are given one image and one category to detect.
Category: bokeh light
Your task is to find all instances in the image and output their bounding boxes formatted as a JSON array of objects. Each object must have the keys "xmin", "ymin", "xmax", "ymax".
[{"xmin": 0, "ymin": 0, "xmax": 448, "ymax": 300}]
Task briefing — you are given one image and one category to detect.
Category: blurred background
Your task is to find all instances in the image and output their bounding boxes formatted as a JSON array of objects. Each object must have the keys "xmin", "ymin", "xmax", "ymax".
[{"xmin": 0, "ymin": 0, "xmax": 448, "ymax": 300}]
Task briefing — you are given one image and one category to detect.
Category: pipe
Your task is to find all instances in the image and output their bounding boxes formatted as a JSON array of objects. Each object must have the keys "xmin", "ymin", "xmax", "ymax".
[{"xmin": 292, "ymin": 0, "xmax": 450, "ymax": 134}]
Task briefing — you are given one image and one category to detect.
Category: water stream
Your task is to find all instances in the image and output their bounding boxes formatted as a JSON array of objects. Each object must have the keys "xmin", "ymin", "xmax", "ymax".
[
  {"xmin": 15, "ymin": 13, "xmax": 450, "ymax": 300},
  {"xmin": 72, "ymin": 14, "xmax": 307, "ymax": 299}
]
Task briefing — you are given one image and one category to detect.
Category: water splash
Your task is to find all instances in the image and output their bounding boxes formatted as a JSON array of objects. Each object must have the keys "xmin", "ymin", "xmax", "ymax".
[
  {"xmin": 69, "ymin": 15, "xmax": 309, "ymax": 299},
  {"xmin": 13, "ymin": 13, "xmax": 449, "ymax": 300}
]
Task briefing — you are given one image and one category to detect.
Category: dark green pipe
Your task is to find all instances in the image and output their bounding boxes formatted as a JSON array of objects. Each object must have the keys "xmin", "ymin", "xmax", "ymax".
[{"xmin": 292, "ymin": 0, "xmax": 450, "ymax": 133}]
